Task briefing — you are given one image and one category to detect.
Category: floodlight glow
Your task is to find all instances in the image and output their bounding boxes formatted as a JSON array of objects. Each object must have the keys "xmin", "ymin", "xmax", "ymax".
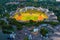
[{"xmin": 12, "ymin": 7, "xmax": 48, "ymax": 22}]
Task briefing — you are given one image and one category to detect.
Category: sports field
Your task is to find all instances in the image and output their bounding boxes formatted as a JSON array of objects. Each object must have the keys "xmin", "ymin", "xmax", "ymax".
[{"xmin": 13, "ymin": 9, "xmax": 48, "ymax": 21}]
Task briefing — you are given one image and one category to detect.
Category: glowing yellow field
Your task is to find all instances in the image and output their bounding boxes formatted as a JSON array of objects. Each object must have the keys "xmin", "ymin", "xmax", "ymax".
[{"xmin": 12, "ymin": 9, "xmax": 48, "ymax": 21}]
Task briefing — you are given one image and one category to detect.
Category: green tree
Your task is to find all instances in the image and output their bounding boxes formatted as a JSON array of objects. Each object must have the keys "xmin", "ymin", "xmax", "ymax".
[
  {"xmin": 24, "ymin": 36, "xmax": 29, "ymax": 40},
  {"xmin": 0, "ymin": 20, "xmax": 7, "ymax": 26},
  {"xmin": 48, "ymin": 22, "xmax": 59, "ymax": 26},
  {"xmin": 57, "ymin": 16, "xmax": 60, "ymax": 22},
  {"xmin": 16, "ymin": 24, "xmax": 23, "ymax": 30},
  {"xmin": 0, "ymin": 4, "xmax": 5, "ymax": 14},
  {"xmin": 3, "ymin": 12, "xmax": 10, "ymax": 18},
  {"xmin": 7, "ymin": 18, "xmax": 18, "ymax": 25},
  {"xmin": 2, "ymin": 25, "xmax": 14, "ymax": 34},
  {"xmin": 40, "ymin": 27, "xmax": 48, "ymax": 36},
  {"xmin": 0, "ymin": 20, "xmax": 14, "ymax": 34},
  {"xmin": 0, "ymin": 13, "xmax": 3, "ymax": 18}
]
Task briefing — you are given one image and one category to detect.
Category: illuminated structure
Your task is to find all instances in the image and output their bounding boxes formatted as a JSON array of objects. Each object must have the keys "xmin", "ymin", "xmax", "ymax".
[{"xmin": 11, "ymin": 7, "xmax": 48, "ymax": 22}]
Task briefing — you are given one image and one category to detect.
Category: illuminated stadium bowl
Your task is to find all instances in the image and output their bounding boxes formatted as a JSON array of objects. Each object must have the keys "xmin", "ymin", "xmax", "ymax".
[{"xmin": 11, "ymin": 7, "xmax": 48, "ymax": 22}]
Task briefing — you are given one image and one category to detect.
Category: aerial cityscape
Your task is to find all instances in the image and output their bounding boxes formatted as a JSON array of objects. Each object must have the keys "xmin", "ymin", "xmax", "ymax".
[{"xmin": 0, "ymin": 0, "xmax": 60, "ymax": 40}]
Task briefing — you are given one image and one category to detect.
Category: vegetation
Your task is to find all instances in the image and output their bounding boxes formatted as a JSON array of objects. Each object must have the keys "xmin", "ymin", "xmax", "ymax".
[
  {"xmin": 57, "ymin": 16, "xmax": 60, "ymax": 22},
  {"xmin": 2, "ymin": 30, "xmax": 12, "ymax": 34},
  {"xmin": 48, "ymin": 22, "xmax": 59, "ymax": 26},
  {"xmin": 7, "ymin": 18, "xmax": 18, "ymax": 25},
  {"xmin": 24, "ymin": 36, "xmax": 29, "ymax": 40},
  {"xmin": 6, "ymin": 4, "xmax": 17, "ymax": 11},
  {"xmin": 0, "ymin": 19, "xmax": 14, "ymax": 34},
  {"xmin": 3, "ymin": 12, "xmax": 10, "ymax": 18},
  {"xmin": 0, "ymin": 4, "xmax": 5, "ymax": 14},
  {"xmin": 0, "ymin": 13, "xmax": 4, "ymax": 18},
  {"xmin": 0, "ymin": 20, "xmax": 7, "ymax": 26},
  {"xmin": 16, "ymin": 24, "xmax": 23, "ymax": 30},
  {"xmin": 40, "ymin": 27, "xmax": 48, "ymax": 36},
  {"xmin": 7, "ymin": 18, "xmax": 23, "ymax": 30}
]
